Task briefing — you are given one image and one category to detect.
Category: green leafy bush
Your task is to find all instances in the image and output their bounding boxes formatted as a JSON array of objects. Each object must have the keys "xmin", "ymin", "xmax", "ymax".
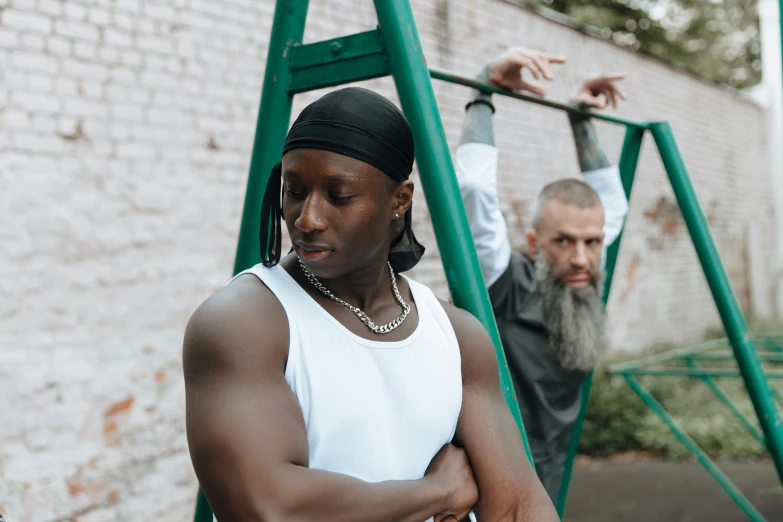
[{"xmin": 579, "ymin": 324, "xmax": 781, "ymax": 460}]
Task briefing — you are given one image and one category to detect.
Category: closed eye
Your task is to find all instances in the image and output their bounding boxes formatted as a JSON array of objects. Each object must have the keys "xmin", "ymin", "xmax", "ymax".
[
  {"xmin": 284, "ymin": 186, "xmax": 305, "ymax": 199},
  {"xmin": 330, "ymin": 193, "xmax": 355, "ymax": 203}
]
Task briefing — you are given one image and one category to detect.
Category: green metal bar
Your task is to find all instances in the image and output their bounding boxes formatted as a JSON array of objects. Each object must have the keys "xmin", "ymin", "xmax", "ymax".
[
  {"xmin": 373, "ymin": 0, "xmax": 533, "ymax": 462},
  {"xmin": 232, "ymin": 0, "xmax": 309, "ymax": 275},
  {"xmin": 195, "ymin": 1, "xmax": 310, "ymax": 520},
  {"xmin": 624, "ymin": 376, "xmax": 767, "ymax": 521},
  {"xmin": 689, "ymin": 352, "xmax": 783, "ymax": 363},
  {"xmin": 288, "ymin": 29, "xmax": 390, "ymax": 93},
  {"xmin": 770, "ymin": 384, "xmax": 783, "ymax": 407},
  {"xmin": 556, "ymin": 126, "xmax": 644, "ymax": 517},
  {"xmin": 193, "ymin": 489, "xmax": 212, "ymax": 522},
  {"xmin": 650, "ymin": 121, "xmax": 783, "ymax": 483},
  {"xmin": 603, "ymin": 127, "xmax": 645, "ymax": 298},
  {"xmin": 761, "ymin": 336, "xmax": 783, "ymax": 351},
  {"xmin": 686, "ymin": 359, "xmax": 767, "ymax": 448},
  {"xmin": 611, "ymin": 367, "xmax": 783, "ymax": 378},
  {"xmin": 609, "ymin": 340, "xmax": 728, "ymax": 373},
  {"xmin": 428, "ymin": 67, "xmax": 649, "ymax": 129}
]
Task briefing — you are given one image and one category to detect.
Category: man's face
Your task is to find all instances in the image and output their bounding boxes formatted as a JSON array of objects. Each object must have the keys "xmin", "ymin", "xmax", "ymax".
[
  {"xmin": 530, "ymin": 199, "xmax": 605, "ymax": 289},
  {"xmin": 281, "ymin": 148, "xmax": 412, "ymax": 279}
]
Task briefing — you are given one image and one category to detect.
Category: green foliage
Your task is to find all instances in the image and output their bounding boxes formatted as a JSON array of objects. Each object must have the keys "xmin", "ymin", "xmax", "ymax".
[
  {"xmin": 525, "ymin": 0, "xmax": 762, "ymax": 89},
  {"xmin": 577, "ymin": 371, "xmax": 651, "ymax": 457},
  {"xmin": 580, "ymin": 370, "xmax": 773, "ymax": 460},
  {"xmin": 579, "ymin": 324, "xmax": 783, "ymax": 460}
]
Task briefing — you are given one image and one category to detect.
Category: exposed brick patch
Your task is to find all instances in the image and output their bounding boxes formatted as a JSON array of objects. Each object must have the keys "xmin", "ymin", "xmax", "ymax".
[{"xmin": 104, "ymin": 397, "xmax": 134, "ymax": 417}]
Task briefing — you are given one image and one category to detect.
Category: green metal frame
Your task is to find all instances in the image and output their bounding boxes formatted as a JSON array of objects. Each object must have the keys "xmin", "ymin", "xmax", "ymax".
[
  {"xmin": 624, "ymin": 374, "xmax": 768, "ymax": 521},
  {"xmin": 193, "ymin": 1, "xmax": 783, "ymax": 519},
  {"xmin": 555, "ymin": 125, "xmax": 644, "ymax": 515},
  {"xmin": 606, "ymin": 336, "xmax": 783, "ymax": 521}
]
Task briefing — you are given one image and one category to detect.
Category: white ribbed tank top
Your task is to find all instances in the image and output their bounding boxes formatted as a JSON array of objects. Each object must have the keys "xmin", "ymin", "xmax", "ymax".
[{"xmin": 227, "ymin": 263, "xmax": 463, "ymax": 520}]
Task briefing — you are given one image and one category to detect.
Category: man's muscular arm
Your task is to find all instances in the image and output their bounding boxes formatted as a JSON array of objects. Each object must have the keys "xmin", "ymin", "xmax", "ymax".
[
  {"xmin": 569, "ymin": 74, "xmax": 628, "ymax": 173},
  {"xmin": 568, "ymin": 74, "xmax": 630, "ymax": 248},
  {"xmin": 441, "ymin": 302, "xmax": 559, "ymax": 522},
  {"xmin": 569, "ymin": 115, "xmax": 612, "ymax": 173},
  {"xmin": 184, "ymin": 276, "xmax": 474, "ymax": 522}
]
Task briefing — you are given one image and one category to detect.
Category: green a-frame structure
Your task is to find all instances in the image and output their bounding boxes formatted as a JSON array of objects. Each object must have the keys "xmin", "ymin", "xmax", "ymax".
[{"xmin": 194, "ymin": 0, "xmax": 783, "ymax": 519}]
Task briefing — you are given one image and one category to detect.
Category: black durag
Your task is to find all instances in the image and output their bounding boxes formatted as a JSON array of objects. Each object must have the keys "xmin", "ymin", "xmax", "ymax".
[{"xmin": 259, "ymin": 87, "xmax": 425, "ymax": 272}]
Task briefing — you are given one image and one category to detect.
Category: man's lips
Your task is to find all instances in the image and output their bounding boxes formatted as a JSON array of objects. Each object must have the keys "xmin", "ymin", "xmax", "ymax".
[
  {"xmin": 295, "ymin": 243, "xmax": 332, "ymax": 261},
  {"xmin": 565, "ymin": 271, "xmax": 591, "ymax": 283}
]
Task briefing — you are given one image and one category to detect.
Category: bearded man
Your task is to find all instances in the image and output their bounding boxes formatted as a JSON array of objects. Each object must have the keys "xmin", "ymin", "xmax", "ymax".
[{"xmin": 455, "ymin": 47, "xmax": 629, "ymax": 502}]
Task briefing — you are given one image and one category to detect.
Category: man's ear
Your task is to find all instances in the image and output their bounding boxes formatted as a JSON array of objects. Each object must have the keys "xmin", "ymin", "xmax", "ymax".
[
  {"xmin": 392, "ymin": 180, "xmax": 414, "ymax": 219},
  {"xmin": 525, "ymin": 228, "xmax": 538, "ymax": 256}
]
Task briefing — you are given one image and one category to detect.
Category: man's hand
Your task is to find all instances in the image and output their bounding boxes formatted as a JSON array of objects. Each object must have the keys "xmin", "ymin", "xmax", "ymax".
[
  {"xmin": 426, "ymin": 444, "xmax": 479, "ymax": 522},
  {"xmin": 573, "ymin": 74, "xmax": 628, "ymax": 109},
  {"xmin": 486, "ymin": 47, "xmax": 566, "ymax": 96}
]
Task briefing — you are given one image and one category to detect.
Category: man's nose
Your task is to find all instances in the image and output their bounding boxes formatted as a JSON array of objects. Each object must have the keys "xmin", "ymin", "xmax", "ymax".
[
  {"xmin": 294, "ymin": 195, "xmax": 328, "ymax": 233},
  {"xmin": 571, "ymin": 243, "xmax": 589, "ymax": 269}
]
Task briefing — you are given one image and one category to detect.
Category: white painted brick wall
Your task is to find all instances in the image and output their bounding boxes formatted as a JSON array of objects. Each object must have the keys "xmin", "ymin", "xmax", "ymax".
[{"xmin": 0, "ymin": 0, "xmax": 775, "ymax": 520}]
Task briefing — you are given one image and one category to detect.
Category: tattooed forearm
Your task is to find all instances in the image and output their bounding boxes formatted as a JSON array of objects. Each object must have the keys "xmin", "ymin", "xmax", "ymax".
[
  {"xmin": 569, "ymin": 112, "xmax": 612, "ymax": 172},
  {"xmin": 460, "ymin": 65, "xmax": 495, "ymax": 146}
]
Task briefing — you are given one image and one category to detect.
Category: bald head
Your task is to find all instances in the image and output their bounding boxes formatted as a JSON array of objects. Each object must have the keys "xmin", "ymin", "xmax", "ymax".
[
  {"xmin": 531, "ymin": 178, "xmax": 603, "ymax": 231},
  {"xmin": 525, "ymin": 178, "xmax": 606, "ymax": 290}
]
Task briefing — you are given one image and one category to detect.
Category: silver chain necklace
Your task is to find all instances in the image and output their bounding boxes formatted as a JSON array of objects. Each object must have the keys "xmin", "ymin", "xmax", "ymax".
[{"xmin": 298, "ymin": 258, "xmax": 411, "ymax": 334}]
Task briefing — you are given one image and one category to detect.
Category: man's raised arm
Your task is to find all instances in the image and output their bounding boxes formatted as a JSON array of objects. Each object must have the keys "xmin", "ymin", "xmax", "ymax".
[
  {"xmin": 456, "ymin": 48, "xmax": 565, "ymax": 287},
  {"xmin": 568, "ymin": 75, "xmax": 630, "ymax": 249},
  {"xmin": 184, "ymin": 276, "xmax": 476, "ymax": 522}
]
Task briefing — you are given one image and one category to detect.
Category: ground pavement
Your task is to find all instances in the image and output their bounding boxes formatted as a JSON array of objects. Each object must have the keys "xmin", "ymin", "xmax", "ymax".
[{"xmin": 565, "ymin": 459, "xmax": 783, "ymax": 521}]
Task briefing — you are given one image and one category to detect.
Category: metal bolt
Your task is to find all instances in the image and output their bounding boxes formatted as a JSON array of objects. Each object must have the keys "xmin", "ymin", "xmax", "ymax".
[{"xmin": 330, "ymin": 42, "xmax": 342, "ymax": 54}]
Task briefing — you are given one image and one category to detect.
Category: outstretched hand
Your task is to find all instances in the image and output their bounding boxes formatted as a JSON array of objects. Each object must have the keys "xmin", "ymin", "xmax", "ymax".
[
  {"xmin": 486, "ymin": 47, "xmax": 566, "ymax": 96},
  {"xmin": 573, "ymin": 74, "xmax": 628, "ymax": 109}
]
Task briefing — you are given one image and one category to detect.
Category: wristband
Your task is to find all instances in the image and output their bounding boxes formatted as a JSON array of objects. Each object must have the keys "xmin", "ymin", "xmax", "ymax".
[{"xmin": 465, "ymin": 98, "xmax": 496, "ymax": 114}]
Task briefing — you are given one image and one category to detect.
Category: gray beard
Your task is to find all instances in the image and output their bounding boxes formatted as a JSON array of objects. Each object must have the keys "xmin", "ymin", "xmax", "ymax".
[{"xmin": 533, "ymin": 250, "xmax": 608, "ymax": 372}]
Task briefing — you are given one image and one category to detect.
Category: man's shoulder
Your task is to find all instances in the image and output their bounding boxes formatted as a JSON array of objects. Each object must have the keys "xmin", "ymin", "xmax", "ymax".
[
  {"xmin": 183, "ymin": 273, "xmax": 289, "ymax": 377},
  {"xmin": 437, "ymin": 299, "xmax": 484, "ymax": 333},
  {"xmin": 488, "ymin": 251, "xmax": 537, "ymax": 307},
  {"xmin": 190, "ymin": 273, "xmax": 284, "ymax": 333},
  {"xmin": 437, "ymin": 299, "xmax": 502, "ymax": 384}
]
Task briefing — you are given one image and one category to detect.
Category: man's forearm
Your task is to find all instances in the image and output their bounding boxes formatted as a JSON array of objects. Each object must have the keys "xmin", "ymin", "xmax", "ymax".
[
  {"xmin": 229, "ymin": 464, "xmax": 448, "ymax": 522},
  {"xmin": 460, "ymin": 65, "xmax": 495, "ymax": 146},
  {"xmin": 568, "ymin": 112, "xmax": 612, "ymax": 172}
]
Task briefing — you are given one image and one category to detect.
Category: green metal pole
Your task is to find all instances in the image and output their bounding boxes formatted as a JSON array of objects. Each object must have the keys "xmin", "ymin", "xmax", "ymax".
[
  {"xmin": 690, "ymin": 352, "xmax": 783, "ymax": 362},
  {"xmin": 373, "ymin": 0, "xmax": 532, "ymax": 461},
  {"xmin": 556, "ymin": 126, "xmax": 645, "ymax": 517},
  {"xmin": 625, "ymin": 376, "xmax": 767, "ymax": 521},
  {"xmin": 605, "ymin": 127, "xmax": 646, "ymax": 307},
  {"xmin": 686, "ymin": 359, "xmax": 767, "ymax": 448},
  {"xmin": 193, "ymin": 489, "xmax": 212, "ymax": 522},
  {"xmin": 613, "ymin": 368, "xmax": 783, "ymax": 378},
  {"xmin": 232, "ymin": 0, "xmax": 309, "ymax": 275},
  {"xmin": 428, "ymin": 67, "xmax": 649, "ymax": 129},
  {"xmin": 650, "ymin": 121, "xmax": 783, "ymax": 483},
  {"xmin": 194, "ymin": 2, "xmax": 310, "ymax": 521},
  {"xmin": 770, "ymin": 384, "xmax": 783, "ymax": 408}
]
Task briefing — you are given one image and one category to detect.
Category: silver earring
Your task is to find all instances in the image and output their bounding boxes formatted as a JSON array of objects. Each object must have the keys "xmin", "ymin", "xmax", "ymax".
[{"xmin": 395, "ymin": 213, "xmax": 399, "ymax": 218}]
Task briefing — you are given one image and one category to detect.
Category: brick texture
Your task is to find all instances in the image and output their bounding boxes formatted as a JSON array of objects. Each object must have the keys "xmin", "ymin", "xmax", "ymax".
[{"xmin": 0, "ymin": 0, "xmax": 775, "ymax": 520}]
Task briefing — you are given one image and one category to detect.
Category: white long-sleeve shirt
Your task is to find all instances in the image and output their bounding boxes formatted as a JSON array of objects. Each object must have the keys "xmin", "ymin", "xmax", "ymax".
[{"xmin": 455, "ymin": 142, "xmax": 629, "ymax": 287}]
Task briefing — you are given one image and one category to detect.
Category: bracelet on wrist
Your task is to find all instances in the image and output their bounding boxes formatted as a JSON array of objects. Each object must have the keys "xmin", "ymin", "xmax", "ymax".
[{"xmin": 465, "ymin": 98, "xmax": 496, "ymax": 114}]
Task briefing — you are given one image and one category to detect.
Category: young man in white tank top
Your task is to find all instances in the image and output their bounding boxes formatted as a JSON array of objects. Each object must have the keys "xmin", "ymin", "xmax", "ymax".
[{"xmin": 183, "ymin": 88, "xmax": 558, "ymax": 522}]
